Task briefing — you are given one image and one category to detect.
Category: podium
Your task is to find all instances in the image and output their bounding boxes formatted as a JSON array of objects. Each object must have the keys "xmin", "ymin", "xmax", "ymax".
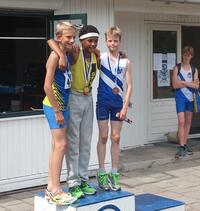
[
  {"xmin": 135, "ymin": 193, "xmax": 185, "ymax": 211},
  {"xmin": 34, "ymin": 187, "xmax": 135, "ymax": 211},
  {"xmin": 34, "ymin": 186, "xmax": 185, "ymax": 211}
]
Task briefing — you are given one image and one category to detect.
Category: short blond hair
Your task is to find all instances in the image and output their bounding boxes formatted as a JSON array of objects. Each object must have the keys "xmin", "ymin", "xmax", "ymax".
[
  {"xmin": 56, "ymin": 21, "xmax": 76, "ymax": 35},
  {"xmin": 183, "ymin": 46, "xmax": 194, "ymax": 57},
  {"xmin": 105, "ymin": 26, "xmax": 122, "ymax": 41}
]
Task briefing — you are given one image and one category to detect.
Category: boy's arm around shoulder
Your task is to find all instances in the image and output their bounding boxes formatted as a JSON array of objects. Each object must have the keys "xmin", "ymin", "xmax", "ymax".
[
  {"xmin": 47, "ymin": 39, "xmax": 79, "ymax": 68},
  {"xmin": 47, "ymin": 39, "xmax": 66, "ymax": 70}
]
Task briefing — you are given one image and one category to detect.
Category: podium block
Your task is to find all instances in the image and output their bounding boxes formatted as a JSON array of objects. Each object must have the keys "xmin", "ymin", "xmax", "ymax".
[
  {"xmin": 135, "ymin": 193, "xmax": 185, "ymax": 211},
  {"xmin": 34, "ymin": 187, "xmax": 135, "ymax": 211}
]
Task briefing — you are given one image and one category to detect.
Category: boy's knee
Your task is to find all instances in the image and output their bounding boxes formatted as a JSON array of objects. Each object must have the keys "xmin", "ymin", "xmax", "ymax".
[
  {"xmin": 100, "ymin": 135, "xmax": 108, "ymax": 144},
  {"xmin": 178, "ymin": 120, "xmax": 184, "ymax": 127},
  {"xmin": 111, "ymin": 134, "xmax": 120, "ymax": 144},
  {"xmin": 55, "ymin": 139, "xmax": 67, "ymax": 152}
]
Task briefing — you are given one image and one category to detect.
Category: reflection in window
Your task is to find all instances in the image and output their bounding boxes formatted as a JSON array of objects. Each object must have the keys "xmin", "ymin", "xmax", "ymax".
[{"xmin": 0, "ymin": 15, "xmax": 49, "ymax": 114}]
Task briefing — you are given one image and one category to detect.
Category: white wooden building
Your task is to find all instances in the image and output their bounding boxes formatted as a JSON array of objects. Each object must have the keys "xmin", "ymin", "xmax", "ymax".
[{"xmin": 1, "ymin": 0, "xmax": 200, "ymax": 192}]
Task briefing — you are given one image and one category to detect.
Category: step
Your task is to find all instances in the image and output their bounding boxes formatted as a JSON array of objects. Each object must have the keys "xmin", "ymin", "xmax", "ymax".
[
  {"xmin": 135, "ymin": 193, "xmax": 185, "ymax": 211},
  {"xmin": 34, "ymin": 185, "xmax": 135, "ymax": 211}
]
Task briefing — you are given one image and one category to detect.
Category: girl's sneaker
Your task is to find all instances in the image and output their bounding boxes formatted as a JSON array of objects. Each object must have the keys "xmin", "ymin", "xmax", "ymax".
[
  {"xmin": 45, "ymin": 189, "xmax": 51, "ymax": 200},
  {"xmin": 108, "ymin": 172, "xmax": 121, "ymax": 191},
  {"xmin": 46, "ymin": 190, "xmax": 77, "ymax": 205},
  {"xmin": 97, "ymin": 172, "xmax": 110, "ymax": 191},
  {"xmin": 184, "ymin": 144, "xmax": 193, "ymax": 155},
  {"xmin": 80, "ymin": 181, "xmax": 97, "ymax": 195}
]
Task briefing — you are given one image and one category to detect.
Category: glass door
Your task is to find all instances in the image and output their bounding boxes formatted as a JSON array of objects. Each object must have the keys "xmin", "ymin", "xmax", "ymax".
[{"xmin": 147, "ymin": 24, "xmax": 181, "ymax": 141}]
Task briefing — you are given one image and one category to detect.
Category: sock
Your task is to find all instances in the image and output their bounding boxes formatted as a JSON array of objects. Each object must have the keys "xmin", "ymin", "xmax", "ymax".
[
  {"xmin": 111, "ymin": 168, "xmax": 118, "ymax": 174},
  {"xmin": 98, "ymin": 168, "xmax": 106, "ymax": 174}
]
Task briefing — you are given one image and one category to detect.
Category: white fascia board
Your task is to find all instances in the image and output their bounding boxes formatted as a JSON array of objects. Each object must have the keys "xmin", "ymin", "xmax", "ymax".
[{"xmin": 0, "ymin": 0, "xmax": 64, "ymax": 10}]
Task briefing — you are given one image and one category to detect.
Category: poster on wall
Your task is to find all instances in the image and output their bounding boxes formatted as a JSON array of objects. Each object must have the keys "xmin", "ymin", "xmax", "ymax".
[
  {"xmin": 153, "ymin": 53, "xmax": 162, "ymax": 70},
  {"xmin": 167, "ymin": 53, "xmax": 176, "ymax": 70},
  {"xmin": 157, "ymin": 62, "xmax": 170, "ymax": 87}
]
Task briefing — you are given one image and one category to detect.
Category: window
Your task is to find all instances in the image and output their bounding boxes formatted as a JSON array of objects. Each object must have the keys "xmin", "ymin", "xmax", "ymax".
[
  {"xmin": 0, "ymin": 13, "xmax": 52, "ymax": 117},
  {"xmin": 152, "ymin": 30, "xmax": 177, "ymax": 99}
]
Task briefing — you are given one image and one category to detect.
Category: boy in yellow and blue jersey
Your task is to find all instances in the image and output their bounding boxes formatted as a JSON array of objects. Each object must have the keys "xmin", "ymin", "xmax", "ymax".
[
  {"xmin": 43, "ymin": 22, "xmax": 77, "ymax": 205},
  {"xmin": 48, "ymin": 25, "xmax": 100, "ymax": 199}
]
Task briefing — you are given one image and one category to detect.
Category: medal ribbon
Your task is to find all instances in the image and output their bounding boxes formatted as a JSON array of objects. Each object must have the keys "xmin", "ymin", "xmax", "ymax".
[
  {"xmin": 81, "ymin": 49, "xmax": 92, "ymax": 86},
  {"xmin": 64, "ymin": 54, "xmax": 71, "ymax": 89},
  {"xmin": 107, "ymin": 53, "xmax": 120, "ymax": 87}
]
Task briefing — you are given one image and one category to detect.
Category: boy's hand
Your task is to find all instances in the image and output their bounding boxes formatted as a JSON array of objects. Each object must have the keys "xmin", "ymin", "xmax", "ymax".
[
  {"xmin": 118, "ymin": 108, "xmax": 127, "ymax": 120},
  {"xmin": 72, "ymin": 43, "xmax": 80, "ymax": 54},
  {"xmin": 55, "ymin": 111, "xmax": 64, "ymax": 125},
  {"xmin": 93, "ymin": 48, "xmax": 100, "ymax": 58}
]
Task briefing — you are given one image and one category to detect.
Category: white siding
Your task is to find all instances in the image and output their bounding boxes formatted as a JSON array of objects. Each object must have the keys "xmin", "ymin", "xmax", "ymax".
[
  {"xmin": 0, "ymin": 0, "xmax": 63, "ymax": 10},
  {"xmin": 114, "ymin": 0, "xmax": 200, "ymax": 16},
  {"xmin": 0, "ymin": 0, "xmax": 114, "ymax": 193},
  {"xmin": 0, "ymin": 116, "xmax": 51, "ymax": 192},
  {"xmin": 115, "ymin": 12, "xmax": 149, "ymax": 148},
  {"xmin": 115, "ymin": 11, "xmax": 200, "ymax": 144}
]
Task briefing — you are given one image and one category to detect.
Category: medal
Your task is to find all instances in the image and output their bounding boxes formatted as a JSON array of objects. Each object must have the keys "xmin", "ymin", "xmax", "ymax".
[
  {"xmin": 108, "ymin": 54, "xmax": 121, "ymax": 95},
  {"xmin": 83, "ymin": 87, "xmax": 90, "ymax": 96},
  {"xmin": 112, "ymin": 87, "xmax": 119, "ymax": 94}
]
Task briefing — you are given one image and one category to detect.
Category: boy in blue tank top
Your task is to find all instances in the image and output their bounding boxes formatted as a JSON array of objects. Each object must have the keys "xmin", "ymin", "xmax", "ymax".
[
  {"xmin": 96, "ymin": 26, "xmax": 132, "ymax": 191},
  {"xmin": 172, "ymin": 46, "xmax": 199, "ymax": 158}
]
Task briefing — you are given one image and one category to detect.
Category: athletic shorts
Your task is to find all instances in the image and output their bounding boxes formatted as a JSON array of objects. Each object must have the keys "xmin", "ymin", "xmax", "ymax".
[
  {"xmin": 96, "ymin": 100, "xmax": 122, "ymax": 121},
  {"xmin": 175, "ymin": 99, "xmax": 193, "ymax": 113},
  {"xmin": 43, "ymin": 104, "xmax": 69, "ymax": 129}
]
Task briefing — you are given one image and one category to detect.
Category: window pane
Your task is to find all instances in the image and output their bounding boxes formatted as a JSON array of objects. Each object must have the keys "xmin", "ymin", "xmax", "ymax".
[
  {"xmin": 0, "ymin": 16, "xmax": 46, "ymax": 37},
  {"xmin": 152, "ymin": 30, "xmax": 177, "ymax": 99},
  {"xmin": 0, "ymin": 13, "xmax": 50, "ymax": 116},
  {"xmin": 0, "ymin": 39, "xmax": 46, "ymax": 113}
]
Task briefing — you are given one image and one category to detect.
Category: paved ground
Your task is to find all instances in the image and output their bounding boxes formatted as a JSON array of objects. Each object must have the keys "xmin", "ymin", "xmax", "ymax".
[{"xmin": 1, "ymin": 139, "xmax": 200, "ymax": 211}]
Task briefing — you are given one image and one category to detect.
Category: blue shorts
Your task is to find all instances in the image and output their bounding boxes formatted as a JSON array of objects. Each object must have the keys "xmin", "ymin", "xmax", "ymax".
[
  {"xmin": 43, "ymin": 104, "xmax": 69, "ymax": 129},
  {"xmin": 175, "ymin": 99, "xmax": 193, "ymax": 113},
  {"xmin": 96, "ymin": 100, "xmax": 122, "ymax": 121}
]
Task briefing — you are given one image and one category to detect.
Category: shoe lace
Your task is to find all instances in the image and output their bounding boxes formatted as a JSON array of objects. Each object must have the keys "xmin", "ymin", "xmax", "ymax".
[
  {"xmin": 51, "ymin": 191, "xmax": 70, "ymax": 203},
  {"xmin": 98, "ymin": 173, "xmax": 108, "ymax": 185},
  {"xmin": 72, "ymin": 186, "xmax": 82, "ymax": 194},
  {"xmin": 185, "ymin": 145, "xmax": 192, "ymax": 151},
  {"xmin": 81, "ymin": 182, "xmax": 90, "ymax": 189}
]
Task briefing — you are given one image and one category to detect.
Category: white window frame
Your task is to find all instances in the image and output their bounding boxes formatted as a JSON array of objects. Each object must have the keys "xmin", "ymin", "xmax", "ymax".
[{"xmin": 148, "ymin": 24, "xmax": 181, "ymax": 102}]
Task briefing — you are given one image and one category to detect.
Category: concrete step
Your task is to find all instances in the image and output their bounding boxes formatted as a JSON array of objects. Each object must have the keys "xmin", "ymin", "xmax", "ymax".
[{"xmin": 119, "ymin": 140, "xmax": 200, "ymax": 172}]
